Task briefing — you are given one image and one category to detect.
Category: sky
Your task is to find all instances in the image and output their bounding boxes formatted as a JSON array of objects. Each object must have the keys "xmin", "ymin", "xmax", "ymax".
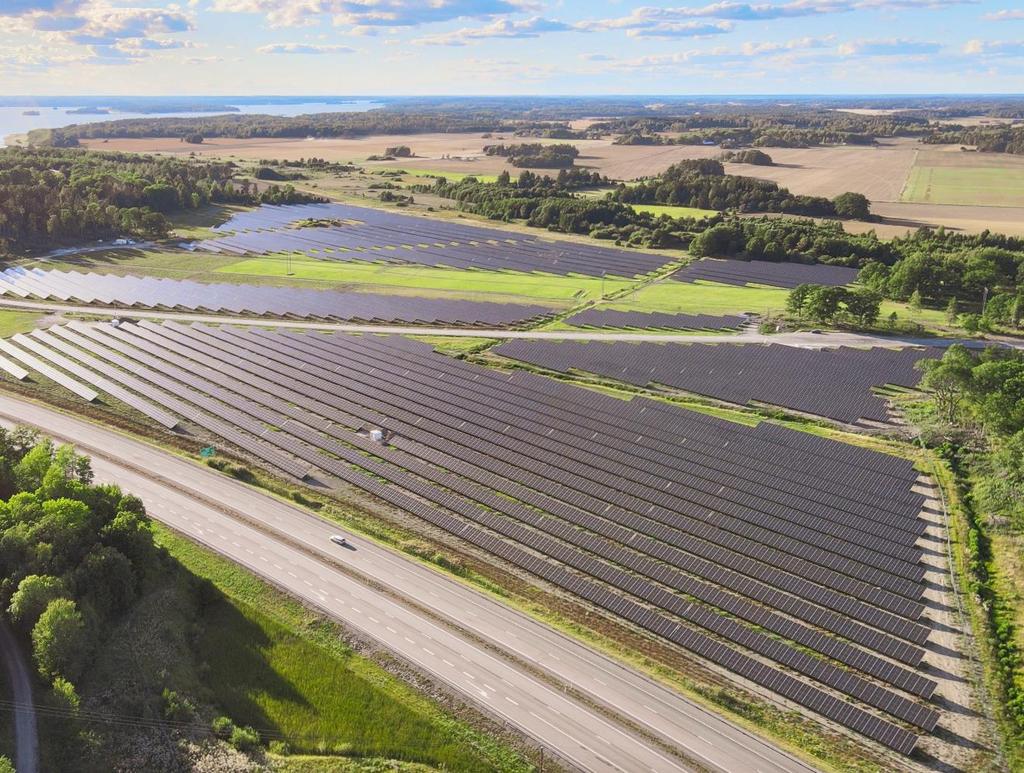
[{"xmin": 0, "ymin": 1, "xmax": 1023, "ymax": 96}]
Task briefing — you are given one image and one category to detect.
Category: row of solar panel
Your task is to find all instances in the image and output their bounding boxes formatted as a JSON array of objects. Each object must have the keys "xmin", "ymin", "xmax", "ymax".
[
  {"xmin": 0, "ymin": 267, "xmax": 552, "ymax": 327},
  {"xmin": 197, "ymin": 202, "xmax": 670, "ymax": 278},
  {"xmin": 1, "ymin": 321, "xmax": 938, "ymax": 752},
  {"xmin": 564, "ymin": 307, "xmax": 748, "ymax": 331},
  {"xmin": 672, "ymin": 258, "xmax": 861, "ymax": 288},
  {"xmin": 492, "ymin": 340, "xmax": 937, "ymax": 425}
]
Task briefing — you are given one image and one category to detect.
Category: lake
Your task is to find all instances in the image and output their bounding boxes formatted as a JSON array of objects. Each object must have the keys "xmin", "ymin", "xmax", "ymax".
[{"xmin": 0, "ymin": 100, "xmax": 383, "ymax": 146}]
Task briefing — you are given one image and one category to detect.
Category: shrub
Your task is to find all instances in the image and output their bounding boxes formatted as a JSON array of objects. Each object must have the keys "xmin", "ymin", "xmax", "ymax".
[
  {"xmin": 32, "ymin": 598, "xmax": 91, "ymax": 682},
  {"xmin": 162, "ymin": 688, "xmax": 195, "ymax": 722},
  {"xmin": 211, "ymin": 715, "xmax": 235, "ymax": 739},
  {"xmin": 229, "ymin": 725, "xmax": 261, "ymax": 753}
]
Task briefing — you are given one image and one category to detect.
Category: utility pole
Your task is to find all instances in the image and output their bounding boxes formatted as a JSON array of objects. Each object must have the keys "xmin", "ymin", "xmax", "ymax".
[{"xmin": 982, "ymin": 286, "xmax": 989, "ymax": 316}]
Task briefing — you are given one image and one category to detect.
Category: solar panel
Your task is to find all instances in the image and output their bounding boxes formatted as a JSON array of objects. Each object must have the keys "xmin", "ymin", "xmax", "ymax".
[
  {"xmin": 0, "ymin": 337, "xmax": 98, "ymax": 401},
  {"xmin": 37, "ymin": 320, "xmax": 943, "ymax": 753}
]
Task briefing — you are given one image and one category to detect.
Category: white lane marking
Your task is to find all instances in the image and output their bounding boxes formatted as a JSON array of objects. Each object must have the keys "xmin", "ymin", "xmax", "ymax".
[{"xmin": 505, "ymin": 696, "xmax": 519, "ymax": 706}]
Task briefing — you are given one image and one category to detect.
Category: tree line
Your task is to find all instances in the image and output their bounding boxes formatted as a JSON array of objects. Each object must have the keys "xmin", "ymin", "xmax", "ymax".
[
  {"xmin": 610, "ymin": 160, "xmax": 868, "ymax": 218},
  {"xmin": 0, "ymin": 431, "xmax": 159, "ymax": 760},
  {"xmin": 0, "ymin": 147, "xmax": 320, "ymax": 252},
  {"xmin": 914, "ymin": 345, "xmax": 1024, "ymax": 765},
  {"xmin": 483, "ymin": 143, "xmax": 579, "ymax": 168}
]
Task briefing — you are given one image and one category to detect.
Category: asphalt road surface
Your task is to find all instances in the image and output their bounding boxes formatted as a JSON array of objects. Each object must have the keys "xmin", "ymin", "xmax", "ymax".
[
  {"xmin": 0, "ymin": 617, "xmax": 39, "ymax": 773},
  {"xmin": 0, "ymin": 393, "xmax": 820, "ymax": 773}
]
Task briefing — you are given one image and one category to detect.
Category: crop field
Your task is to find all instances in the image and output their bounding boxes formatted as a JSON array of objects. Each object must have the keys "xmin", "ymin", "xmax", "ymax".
[
  {"xmin": 0, "ymin": 319, "xmax": 961, "ymax": 756},
  {"xmin": 901, "ymin": 166, "xmax": 1024, "ymax": 207},
  {"xmin": 725, "ymin": 139, "xmax": 919, "ymax": 201}
]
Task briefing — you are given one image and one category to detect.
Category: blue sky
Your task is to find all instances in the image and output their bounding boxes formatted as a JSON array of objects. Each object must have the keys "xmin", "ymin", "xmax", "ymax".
[{"xmin": 1, "ymin": 1, "xmax": 1022, "ymax": 95}]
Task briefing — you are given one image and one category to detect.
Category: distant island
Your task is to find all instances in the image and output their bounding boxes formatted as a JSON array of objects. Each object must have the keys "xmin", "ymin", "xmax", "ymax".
[
  {"xmin": 22, "ymin": 110, "xmax": 40, "ymax": 116},
  {"xmin": 66, "ymin": 107, "xmax": 110, "ymax": 115}
]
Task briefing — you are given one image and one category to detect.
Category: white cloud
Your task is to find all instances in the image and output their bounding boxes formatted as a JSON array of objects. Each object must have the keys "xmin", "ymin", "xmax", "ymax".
[
  {"xmin": 984, "ymin": 10, "xmax": 1024, "ymax": 21},
  {"xmin": 258, "ymin": 42, "xmax": 356, "ymax": 53},
  {"xmin": 0, "ymin": 1, "xmax": 88, "ymax": 15},
  {"xmin": 64, "ymin": 6, "xmax": 194, "ymax": 45},
  {"xmin": 415, "ymin": 16, "xmax": 572, "ymax": 46},
  {"xmin": 838, "ymin": 38, "xmax": 942, "ymax": 56},
  {"xmin": 626, "ymin": 21, "xmax": 733, "ymax": 38},
  {"xmin": 211, "ymin": 0, "xmax": 536, "ymax": 30},
  {"xmin": 580, "ymin": 0, "xmax": 977, "ymax": 34},
  {"xmin": 962, "ymin": 39, "xmax": 1024, "ymax": 56}
]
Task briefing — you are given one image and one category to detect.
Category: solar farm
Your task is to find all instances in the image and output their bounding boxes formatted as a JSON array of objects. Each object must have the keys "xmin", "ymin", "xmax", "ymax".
[
  {"xmin": 673, "ymin": 258, "xmax": 861, "ymax": 288},
  {"xmin": 563, "ymin": 308, "xmax": 749, "ymax": 331},
  {"xmin": 493, "ymin": 340, "xmax": 935, "ymax": 425},
  {"xmin": 0, "ymin": 267, "xmax": 552, "ymax": 327},
  {"xmin": 0, "ymin": 318, "xmax": 955, "ymax": 756},
  {"xmin": 193, "ymin": 202, "xmax": 670, "ymax": 277}
]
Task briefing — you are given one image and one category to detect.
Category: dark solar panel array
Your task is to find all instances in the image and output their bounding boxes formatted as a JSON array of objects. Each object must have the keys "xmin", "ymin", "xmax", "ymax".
[
  {"xmin": 28, "ymin": 319, "xmax": 941, "ymax": 754},
  {"xmin": 564, "ymin": 308, "xmax": 748, "ymax": 331},
  {"xmin": 0, "ymin": 268, "xmax": 551, "ymax": 327},
  {"xmin": 192, "ymin": 202, "xmax": 669, "ymax": 278},
  {"xmin": 493, "ymin": 340, "xmax": 939, "ymax": 424},
  {"xmin": 673, "ymin": 258, "xmax": 861, "ymax": 288}
]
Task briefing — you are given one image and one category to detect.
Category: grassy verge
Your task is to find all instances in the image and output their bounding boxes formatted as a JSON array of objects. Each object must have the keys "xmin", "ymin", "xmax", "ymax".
[
  {"xmin": 0, "ymin": 310, "xmax": 43, "ymax": 337},
  {"xmin": 153, "ymin": 526, "xmax": 533, "ymax": 771}
]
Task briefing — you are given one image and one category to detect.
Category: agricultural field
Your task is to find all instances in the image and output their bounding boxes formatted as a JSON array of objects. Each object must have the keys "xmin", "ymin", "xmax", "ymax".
[
  {"xmin": 79, "ymin": 132, "xmax": 1024, "ymax": 237},
  {"xmin": 731, "ymin": 138, "xmax": 919, "ymax": 201},
  {"xmin": 901, "ymin": 162, "xmax": 1024, "ymax": 208}
]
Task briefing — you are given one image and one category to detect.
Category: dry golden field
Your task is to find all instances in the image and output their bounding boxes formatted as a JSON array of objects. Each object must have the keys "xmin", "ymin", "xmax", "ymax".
[{"xmin": 82, "ymin": 133, "xmax": 1024, "ymax": 235}]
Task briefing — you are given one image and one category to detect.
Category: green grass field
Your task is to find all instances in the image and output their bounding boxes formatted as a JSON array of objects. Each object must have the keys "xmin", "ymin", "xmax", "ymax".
[
  {"xmin": 628, "ymin": 204, "xmax": 719, "ymax": 220},
  {"xmin": 216, "ymin": 255, "xmax": 639, "ymax": 302},
  {"xmin": 0, "ymin": 310, "xmax": 43, "ymax": 337},
  {"xmin": 901, "ymin": 166, "xmax": 1024, "ymax": 208},
  {"xmin": 397, "ymin": 169, "xmax": 500, "ymax": 184},
  {"xmin": 612, "ymin": 279, "xmax": 790, "ymax": 316}
]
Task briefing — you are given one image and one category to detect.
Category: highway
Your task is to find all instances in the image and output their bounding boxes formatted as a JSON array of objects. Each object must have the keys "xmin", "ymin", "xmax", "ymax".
[{"xmin": 0, "ymin": 393, "xmax": 820, "ymax": 773}]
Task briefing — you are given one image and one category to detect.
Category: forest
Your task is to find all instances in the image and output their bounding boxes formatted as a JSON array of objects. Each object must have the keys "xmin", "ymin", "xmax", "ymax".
[
  {"xmin": 483, "ymin": 143, "xmax": 579, "ymax": 168},
  {"xmin": 609, "ymin": 159, "xmax": 845, "ymax": 216},
  {"xmin": 0, "ymin": 147, "xmax": 319, "ymax": 251},
  {"xmin": 922, "ymin": 124, "xmax": 1024, "ymax": 155}
]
